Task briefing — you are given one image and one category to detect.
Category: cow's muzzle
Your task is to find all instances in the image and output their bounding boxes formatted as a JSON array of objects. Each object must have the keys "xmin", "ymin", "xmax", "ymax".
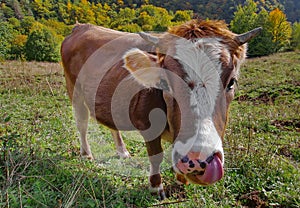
[{"xmin": 174, "ymin": 152, "xmax": 224, "ymax": 185}]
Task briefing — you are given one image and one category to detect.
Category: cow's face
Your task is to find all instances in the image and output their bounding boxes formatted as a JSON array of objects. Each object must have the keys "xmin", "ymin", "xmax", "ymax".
[
  {"xmin": 163, "ymin": 37, "xmax": 242, "ymax": 185},
  {"xmin": 123, "ymin": 28, "xmax": 261, "ymax": 185}
]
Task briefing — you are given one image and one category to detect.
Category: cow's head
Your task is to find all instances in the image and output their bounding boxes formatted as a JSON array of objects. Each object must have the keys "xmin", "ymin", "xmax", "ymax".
[{"xmin": 122, "ymin": 20, "xmax": 261, "ymax": 185}]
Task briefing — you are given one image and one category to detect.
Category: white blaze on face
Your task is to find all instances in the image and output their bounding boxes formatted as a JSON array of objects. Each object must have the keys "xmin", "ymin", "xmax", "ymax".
[{"xmin": 173, "ymin": 38, "xmax": 225, "ymax": 163}]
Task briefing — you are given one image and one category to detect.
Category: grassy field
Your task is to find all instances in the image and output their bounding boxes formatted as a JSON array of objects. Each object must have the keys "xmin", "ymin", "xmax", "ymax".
[{"xmin": 0, "ymin": 52, "xmax": 299, "ymax": 207}]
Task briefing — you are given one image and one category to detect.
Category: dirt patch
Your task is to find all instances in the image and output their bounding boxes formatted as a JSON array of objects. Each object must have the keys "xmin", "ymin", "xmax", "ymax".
[
  {"xmin": 239, "ymin": 190, "xmax": 267, "ymax": 208},
  {"xmin": 164, "ymin": 183, "xmax": 187, "ymax": 199},
  {"xmin": 256, "ymin": 92, "xmax": 277, "ymax": 104},
  {"xmin": 236, "ymin": 82, "xmax": 300, "ymax": 104},
  {"xmin": 291, "ymin": 80, "xmax": 300, "ymax": 86},
  {"xmin": 277, "ymin": 142, "xmax": 300, "ymax": 162},
  {"xmin": 237, "ymin": 93, "xmax": 276, "ymax": 104},
  {"xmin": 271, "ymin": 119, "xmax": 300, "ymax": 132},
  {"xmin": 279, "ymin": 146, "xmax": 293, "ymax": 158}
]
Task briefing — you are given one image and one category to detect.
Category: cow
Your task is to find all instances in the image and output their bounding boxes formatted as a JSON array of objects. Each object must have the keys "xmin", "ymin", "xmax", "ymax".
[{"xmin": 61, "ymin": 19, "xmax": 261, "ymax": 199}]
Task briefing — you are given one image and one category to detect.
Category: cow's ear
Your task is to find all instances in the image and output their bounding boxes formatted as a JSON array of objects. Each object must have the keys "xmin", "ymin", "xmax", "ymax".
[{"xmin": 123, "ymin": 48, "xmax": 169, "ymax": 90}]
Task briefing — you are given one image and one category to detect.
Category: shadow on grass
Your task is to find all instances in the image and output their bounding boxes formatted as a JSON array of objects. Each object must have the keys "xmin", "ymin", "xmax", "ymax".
[{"xmin": 0, "ymin": 142, "xmax": 159, "ymax": 207}]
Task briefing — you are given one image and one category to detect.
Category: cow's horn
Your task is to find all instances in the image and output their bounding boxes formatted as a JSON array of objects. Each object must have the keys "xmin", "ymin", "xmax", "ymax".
[
  {"xmin": 235, "ymin": 27, "xmax": 263, "ymax": 45},
  {"xmin": 138, "ymin": 32, "xmax": 160, "ymax": 45}
]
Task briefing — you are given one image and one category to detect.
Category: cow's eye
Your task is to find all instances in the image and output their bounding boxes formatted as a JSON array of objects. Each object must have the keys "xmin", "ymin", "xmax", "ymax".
[{"xmin": 226, "ymin": 78, "xmax": 237, "ymax": 91}]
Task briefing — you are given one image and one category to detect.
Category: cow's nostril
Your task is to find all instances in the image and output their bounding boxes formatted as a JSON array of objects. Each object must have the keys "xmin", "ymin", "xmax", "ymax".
[
  {"xmin": 181, "ymin": 155, "xmax": 189, "ymax": 163},
  {"xmin": 189, "ymin": 161, "xmax": 195, "ymax": 168},
  {"xmin": 197, "ymin": 160, "xmax": 207, "ymax": 169}
]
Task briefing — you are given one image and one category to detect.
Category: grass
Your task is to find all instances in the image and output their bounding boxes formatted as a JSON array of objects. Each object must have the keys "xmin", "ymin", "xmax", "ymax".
[{"xmin": 0, "ymin": 52, "xmax": 299, "ymax": 207}]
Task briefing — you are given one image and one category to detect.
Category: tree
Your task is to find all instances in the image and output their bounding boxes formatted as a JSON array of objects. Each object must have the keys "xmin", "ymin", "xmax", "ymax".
[
  {"xmin": 137, "ymin": 5, "xmax": 172, "ymax": 31},
  {"xmin": 56, "ymin": 2, "xmax": 71, "ymax": 24},
  {"xmin": 230, "ymin": 0, "xmax": 292, "ymax": 56},
  {"xmin": 0, "ymin": 3, "xmax": 15, "ymax": 20},
  {"xmin": 0, "ymin": 22, "xmax": 17, "ymax": 60},
  {"xmin": 31, "ymin": 0, "xmax": 52, "ymax": 19},
  {"xmin": 8, "ymin": 17, "xmax": 21, "ymax": 31},
  {"xmin": 248, "ymin": 8, "xmax": 275, "ymax": 56},
  {"xmin": 172, "ymin": 10, "xmax": 193, "ymax": 23},
  {"xmin": 25, "ymin": 26, "xmax": 61, "ymax": 62},
  {"xmin": 137, "ymin": 11, "xmax": 155, "ymax": 31},
  {"xmin": 268, "ymin": 8, "xmax": 292, "ymax": 51},
  {"xmin": 75, "ymin": 0, "xmax": 96, "ymax": 24},
  {"xmin": 110, "ymin": 7, "xmax": 137, "ymax": 30},
  {"xmin": 10, "ymin": 34, "xmax": 27, "ymax": 60},
  {"xmin": 91, "ymin": 3, "xmax": 111, "ymax": 27},
  {"xmin": 20, "ymin": 16, "xmax": 36, "ymax": 35},
  {"xmin": 230, "ymin": 0, "xmax": 258, "ymax": 34},
  {"xmin": 230, "ymin": 0, "xmax": 270, "ymax": 56},
  {"xmin": 11, "ymin": 0, "xmax": 24, "ymax": 19},
  {"xmin": 291, "ymin": 22, "xmax": 300, "ymax": 50},
  {"xmin": 41, "ymin": 18, "xmax": 71, "ymax": 36}
]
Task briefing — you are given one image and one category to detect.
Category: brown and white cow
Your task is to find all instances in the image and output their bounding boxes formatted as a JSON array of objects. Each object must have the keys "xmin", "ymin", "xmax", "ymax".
[{"xmin": 61, "ymin": 19, "xmax": 261, "ymax": 199}]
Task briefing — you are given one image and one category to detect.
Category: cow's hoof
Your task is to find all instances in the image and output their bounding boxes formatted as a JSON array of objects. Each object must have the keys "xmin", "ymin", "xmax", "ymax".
[
  {"xmin": 149, "ymin": 184, "xmax": 166, "ymax": 200},
  {"xmin": 117, "ymin": 150, "xmax": 131, "ymax": 159},
  {"xmin": 150, "ymin": 190, "xmax": 166, "ymax": 201},
  {"xmin": 81, "ymin": 153, "xmax": 94, "ymax": 161},
  {"xmin": 159, "ymin": 190, "xmax": 166, "ymax": 200}
]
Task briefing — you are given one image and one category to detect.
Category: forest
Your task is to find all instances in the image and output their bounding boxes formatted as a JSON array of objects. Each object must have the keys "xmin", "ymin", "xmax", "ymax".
[
  {"xmin": 106, "ymin": 0, "xmax": 300, "ymax": 23},
  {"xmin": 0, "ymin": 0, "xmax": 300, "ymax": 61}
]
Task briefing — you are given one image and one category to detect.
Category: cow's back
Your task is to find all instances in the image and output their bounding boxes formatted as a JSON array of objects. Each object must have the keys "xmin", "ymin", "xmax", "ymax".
[
  {"xmin": 61, "ymin": 24, "xmax": 155, "ymax": 100},
  {"xmin": 61, "ymin": 24, "xmax": 125, "ymax": 96}
]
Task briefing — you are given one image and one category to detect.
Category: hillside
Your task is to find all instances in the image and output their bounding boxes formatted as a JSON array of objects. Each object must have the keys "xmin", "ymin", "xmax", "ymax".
[
  {"xmin": 1, "ymin": 0, "xmax": 300, "ymax": 23},
  {"xmin": 148, "ymin": 0, "xmax": 300, "ymax": 22},
  {"xmin": 104, "ymin": 0, "xmax": 300, "ymax": 23}
]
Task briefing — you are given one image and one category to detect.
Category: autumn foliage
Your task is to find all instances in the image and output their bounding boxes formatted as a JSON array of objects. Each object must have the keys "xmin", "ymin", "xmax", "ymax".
[
  {"xmin": 0, "ymin": 0, "xmax": 298, "ymax": 61},
  {"xmin": 230, "ymin": 0, "xmax": 293, "ymax": 56}
]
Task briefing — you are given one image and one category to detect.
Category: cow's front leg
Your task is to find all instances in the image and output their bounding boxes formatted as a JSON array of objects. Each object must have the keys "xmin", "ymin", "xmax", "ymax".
[
  {"xmin": 110, "ymin": 130, "xmax": 130, "ymax": 158},
  {"xmin": 145, "ymin": 137, "xmax": 166, "ymax": 200}
]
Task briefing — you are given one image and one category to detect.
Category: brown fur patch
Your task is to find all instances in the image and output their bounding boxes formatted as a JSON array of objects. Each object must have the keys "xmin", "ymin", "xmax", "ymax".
[
  {"xmin": 168, "ymin": 19, "xmax": 235, "ymax": 40},
  {"xmin": 167, "ymin": 19, "xmax": 246, "ymax": 61},
  {"xmin": 150, "ymin": 174, "xmax": 162, "ymax": 187}
]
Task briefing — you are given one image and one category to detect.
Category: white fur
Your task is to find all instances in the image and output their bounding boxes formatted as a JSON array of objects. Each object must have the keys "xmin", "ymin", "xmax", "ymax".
[
  {"xmin": 173, "ymin": 38, "xmax": 225, "ymax": 163},
  {"xmin": 148, "ymin": 153, "xmax": 164, "ymax": 193},
  {"xmin": 149, "ymin": 183, "xmax": 164, "ymax": 193},
  {"xmin": 122, "ymin": 48, "xmax": 161, "ymax": 88}
]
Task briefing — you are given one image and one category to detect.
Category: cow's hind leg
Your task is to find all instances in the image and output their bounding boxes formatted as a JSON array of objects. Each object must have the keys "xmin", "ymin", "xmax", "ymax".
[
  {"xmin": 73, "ymin": 90, "xmax": 93, "ymax": 160},
  {"xmin": 145, "ymin": 137, "xmax": 166, "ymax": 200},
  {"xmin": 110, "ymin": 130, "xmax": 130, "ymax": 158}
]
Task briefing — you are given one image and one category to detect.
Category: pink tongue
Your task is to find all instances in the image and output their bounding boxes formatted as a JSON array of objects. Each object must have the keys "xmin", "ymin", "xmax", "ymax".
[{"xmin": 198, "ymin": 155, "xmax": 224, "ymax": 185}]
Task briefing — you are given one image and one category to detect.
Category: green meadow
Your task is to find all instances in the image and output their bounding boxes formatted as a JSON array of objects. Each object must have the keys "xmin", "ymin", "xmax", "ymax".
[{"xmin": 0, "ymin": 52, "xmax": 299, "ymax": 207}]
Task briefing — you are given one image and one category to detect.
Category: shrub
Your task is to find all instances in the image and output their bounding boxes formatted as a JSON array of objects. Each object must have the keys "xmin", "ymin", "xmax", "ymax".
[
  {"xmin": 0, "ymin": 22, "xmax": 17, "ymax": 60},
  {"xmin": 20, "ymin": 16, "xmax": 36, "ymax": 35},
  {"xmin": 40, "ymin": 19, "xmax": 72, "ymax": 36},
  {"xmin": 172, "ymin": 10, "xmax": 193, "ymax": 23},
  {"xmin": 25, "ymin": 26, "xmax": 61, "ymax": 62},
  {"xmin": 117, "ymin": 23, "xmax": 141, "ymax": 32},
  {"xmin": 10, "ymin": 34, "xmax": 27, "ymax": 60},
  {"xmin": 268, "ymin": 8, "xmax": 292, "ymax": 52}
]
